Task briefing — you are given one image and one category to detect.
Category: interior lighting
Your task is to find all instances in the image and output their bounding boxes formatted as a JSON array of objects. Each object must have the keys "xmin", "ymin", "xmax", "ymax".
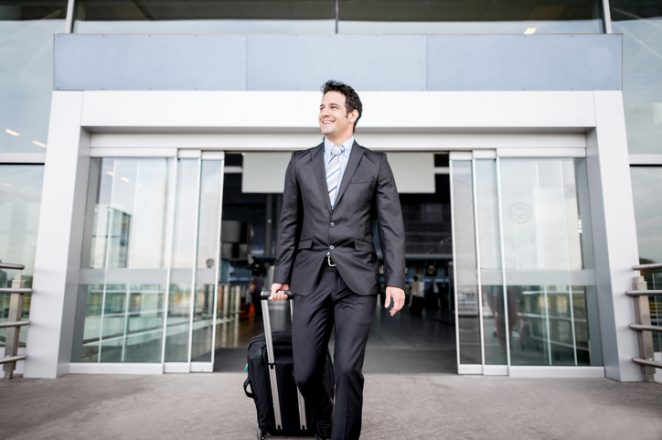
[
  {"xmin": 1, "ymin": 182, "xmax": 12, "ymax": 187},
  {"xmin": 32, "ymin": 140, "xmax": 46, "ymax": 148},
  {"xmin": 106, "ymin": 171, "xmax": 115, "ymax": 176},
  {"xmin": 120, "ymin": 177, "xmax": 131, "ymax": 183},
  {"xmin": 524, "ymin": 27, "xmax": 537, "ymax": 35},
  {"xmin": 5, "ymin": 128, "xmax": 20, "ymax": 137}
]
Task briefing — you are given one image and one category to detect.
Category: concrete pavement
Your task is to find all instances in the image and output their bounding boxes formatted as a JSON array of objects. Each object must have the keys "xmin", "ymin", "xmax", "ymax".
[{"xmin": 1, "ymin": 373, "xmax": 661, "ymax": 440}]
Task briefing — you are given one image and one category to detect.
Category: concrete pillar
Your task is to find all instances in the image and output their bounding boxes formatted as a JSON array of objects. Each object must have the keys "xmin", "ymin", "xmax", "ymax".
[
  {"xmin": 586, "ymin": 91, "xmax": 642, "ymax": 381},
  {"xmin": 24, "ymin": 92, "xmax": 90, "ymax": 378}
]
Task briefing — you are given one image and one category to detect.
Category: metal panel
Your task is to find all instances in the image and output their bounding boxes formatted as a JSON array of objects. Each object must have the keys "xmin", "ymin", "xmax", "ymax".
[
  {"xmin": 427, "ymin": 34, "xmax": 622, "ymax": 91},
  {"xmin": 385, "ymin": 152, "xmax": 435, "ymax": 193},
  {"xmin": 54, "ymin": 34, "xmax": 621, "ymax": 92},
  {"xmin": 54, "ymin": 34, "xmax": 247, "ymax": 91},
  {"xmin": 242, "ymin": 152, "xmax": 292, "ymax": 193},
  {"xmin": 246, "ymin": 35, "xmax": 427, "ymax": 90}
]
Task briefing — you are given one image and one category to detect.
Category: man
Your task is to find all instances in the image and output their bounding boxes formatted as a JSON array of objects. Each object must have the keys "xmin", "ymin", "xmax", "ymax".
[{"xmin": 270, "ymin": 80, "xmax": 406, "ymax": 440}]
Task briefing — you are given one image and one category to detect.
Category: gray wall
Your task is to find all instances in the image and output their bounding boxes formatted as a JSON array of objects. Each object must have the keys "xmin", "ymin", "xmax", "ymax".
[{"xmin": 54, "ymin": 34, "xmax": 622, "ymax": 91}]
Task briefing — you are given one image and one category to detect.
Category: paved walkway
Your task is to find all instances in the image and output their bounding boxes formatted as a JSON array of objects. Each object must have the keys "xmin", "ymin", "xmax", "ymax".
[{"xmin": 1, "ymin": 373, "xmax": 661, "ymax": 440}]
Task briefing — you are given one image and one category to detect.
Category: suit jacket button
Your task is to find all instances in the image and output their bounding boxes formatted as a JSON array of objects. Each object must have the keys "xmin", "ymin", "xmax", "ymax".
[
  {"xmin": 329, "ymin": 245, "xmax": 334, "ymax": 250},
  {"xmin": 330, "ymin": 222, "xmax": 335, "ymax": 227}
]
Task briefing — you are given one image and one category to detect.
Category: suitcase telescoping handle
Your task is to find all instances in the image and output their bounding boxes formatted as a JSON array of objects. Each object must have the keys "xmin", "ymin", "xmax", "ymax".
[
  {"xmin": 260, "ymin": 290, "xmax": 294, "ymax": 300},
  {"xmin": 259, "ymin": 290, "xmax": 308, "ymax": 432}
]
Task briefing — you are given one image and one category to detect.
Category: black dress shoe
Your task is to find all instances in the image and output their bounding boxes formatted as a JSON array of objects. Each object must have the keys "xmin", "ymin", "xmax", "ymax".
[{"xmin": 316, "ymin": 436, "xmax": 331, "ymax": 440}]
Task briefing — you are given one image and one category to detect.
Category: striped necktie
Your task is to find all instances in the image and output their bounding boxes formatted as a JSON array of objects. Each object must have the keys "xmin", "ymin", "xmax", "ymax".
[{"xmin": 326, "ymin": 144, "xmax": 343, "ymax": 207}]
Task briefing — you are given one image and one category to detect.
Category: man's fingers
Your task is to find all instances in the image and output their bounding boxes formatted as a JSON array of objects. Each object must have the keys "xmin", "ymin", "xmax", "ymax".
[
  {"xmin": 389, "ymin": 297, "xmax": 404, "ymax": 316},
  {"xmin": 384, "ymin": 293, "xmax": 392, "ymax": 309}
]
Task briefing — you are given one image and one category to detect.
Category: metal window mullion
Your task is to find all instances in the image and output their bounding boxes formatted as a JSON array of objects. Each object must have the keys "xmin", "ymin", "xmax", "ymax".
[
  {"xmin": 160, "ymin": 158, "xmax": 179, "ymax": 367},
  {"xmin": 471, "ymin": 158, "xmax": 486, "ymax": 370},
  {"xmin": 187, "ymin": 157, "xmax": 204, "ymax": 368},
  {"xmin": 602, "ymin": 0, "xmax": 613, "ymax": 34},
  {"xmin": 495, "ymin": 156, "xmax": 512, "ymax": 369},
  {"xmin": 210, "ymin": 155, "xmax": 225, "ymax": 367},
  {"xmin": 334, "ymin": 0, "xmax": 339, "ymax": 34},
  {"xmin": 449, "ymin": 160, "xmax": 462, "ymax": 372},
  {"xmin": 65, "ymin": 0, "xmax": 75, "ymax": 33}
]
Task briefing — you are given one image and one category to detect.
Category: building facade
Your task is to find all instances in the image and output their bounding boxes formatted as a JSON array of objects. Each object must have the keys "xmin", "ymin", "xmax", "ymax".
[{"xmin": 0, "ymin": 1, "xmax": 660, "ymax": 381}]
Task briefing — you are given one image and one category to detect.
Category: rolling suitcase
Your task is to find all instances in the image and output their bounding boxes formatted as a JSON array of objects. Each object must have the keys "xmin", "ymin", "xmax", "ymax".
[{"xmin": 243, "ymin": 290, "xmax": 333, "ymax": 439}]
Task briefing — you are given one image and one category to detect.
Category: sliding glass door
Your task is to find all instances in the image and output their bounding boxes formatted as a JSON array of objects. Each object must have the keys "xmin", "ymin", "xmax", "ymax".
[
  {"xmin": 450, "ymin": 152, "xmax": 601, "ymax": 374},
  {"xmin": 73, "ymin": 151, "xmax": 224, "ymax": 372}
]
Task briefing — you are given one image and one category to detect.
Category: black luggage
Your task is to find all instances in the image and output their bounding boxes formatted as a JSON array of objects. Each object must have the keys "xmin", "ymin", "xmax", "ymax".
[{"xmin": 243, "ymin": 291, "xmax": 333, "ymax": 439}]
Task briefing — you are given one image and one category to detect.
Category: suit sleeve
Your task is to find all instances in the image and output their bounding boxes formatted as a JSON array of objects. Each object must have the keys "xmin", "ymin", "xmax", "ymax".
[
  {"xmin": 273, "ymin": 154, "xmax": 302, "ymax": 284},
  {"xmin": 375, "ymin": 153, "xmax": 406, "ymax": 290}
]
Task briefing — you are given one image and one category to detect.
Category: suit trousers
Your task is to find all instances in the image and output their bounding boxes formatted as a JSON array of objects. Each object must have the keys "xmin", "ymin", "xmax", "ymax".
[{"xmin": 292, "ymin": 265, "xmax": 376, "ymax": 440}]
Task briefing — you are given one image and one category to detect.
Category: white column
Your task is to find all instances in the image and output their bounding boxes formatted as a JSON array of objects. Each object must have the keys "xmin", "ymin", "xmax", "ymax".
[
  {"xmin": 586, "ymin": 90, "xmax": 642, "ymax": 381},
  {"xmin": 24, "ymin": 92, "xmax": 91, "ymax": 378}
]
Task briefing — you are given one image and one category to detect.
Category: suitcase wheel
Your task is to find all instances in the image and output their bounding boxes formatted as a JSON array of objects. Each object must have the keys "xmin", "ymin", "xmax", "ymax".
[{"xmin": 257, "ymin": 427, "xmax": 268, "ymax": 440}]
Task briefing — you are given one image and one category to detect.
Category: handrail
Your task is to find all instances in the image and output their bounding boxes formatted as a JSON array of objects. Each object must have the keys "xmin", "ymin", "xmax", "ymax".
[
  {"xmin": 0, "ymin": 262, "xmax": 25, "ymax": 271},
  {"xmin": 0, "ymin": 288, "xmax": 33, "ymax": 295},
  {"xmin": 633, "ymin": 263, "xmax": 662, "ymax": 271},
  {"xmin": 629, "ymin": 265, "xmax": 662, "ymax": 382},
  {"xmin": 0, "ymin": 263, "xmax": 31, "ymax": 379}
]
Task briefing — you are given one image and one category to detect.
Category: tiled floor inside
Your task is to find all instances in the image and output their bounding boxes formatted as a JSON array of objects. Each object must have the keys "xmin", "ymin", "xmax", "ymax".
[{"xmin": 213, "ymin": 298, "xmax": 457, "ymax": 373}]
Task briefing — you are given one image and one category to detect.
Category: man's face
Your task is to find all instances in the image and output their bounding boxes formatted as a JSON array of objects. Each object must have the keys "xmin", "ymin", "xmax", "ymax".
[{"xmin": 319, "ymin": 91, "xmax": 357, "ymax": 139}]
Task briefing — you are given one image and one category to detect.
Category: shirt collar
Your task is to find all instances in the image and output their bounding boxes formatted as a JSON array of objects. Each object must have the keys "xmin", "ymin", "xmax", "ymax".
[{"xmin": 324, "ymin": 136, "xmax": 354, "ymax": 156}]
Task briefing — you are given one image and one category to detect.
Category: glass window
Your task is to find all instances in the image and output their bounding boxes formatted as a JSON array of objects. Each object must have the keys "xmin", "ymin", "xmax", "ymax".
[
  {"xmin": 611, "ymin": 2, "xmax": 662, "ymax": 154},
  {"xmin": 75, "ymin": 158, "xmax": 173, "ymax": 363},
  {"xmin": 74, "ymin": 0, "xmax": 335, "ymax": 33},
  {"xmin": 339, "ymin": 0, "xmax": 603, "ymax": 33},
  {"xmin": 451, "ymin": 160, "xmax": 481, "ymax": 365},
  {"xmin": 0, "ymin": 164, "xmax": 44, "ymax": 348},
  {"xmin": 500, "ymin": 158, "xmax": 598, "ymax": 366},
  {"xmin": 0, "ymin": 2, "xmax": 66, "ymax": 153},
  {"xmin": 630, "ymin": 166, "xmax": 662, "ymax": 351}
]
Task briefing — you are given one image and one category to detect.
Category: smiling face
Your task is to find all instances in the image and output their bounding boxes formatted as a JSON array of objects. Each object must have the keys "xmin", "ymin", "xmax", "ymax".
[{"xmin": 319, "ymin": 91, "xmax": 358, "ymax": 144}]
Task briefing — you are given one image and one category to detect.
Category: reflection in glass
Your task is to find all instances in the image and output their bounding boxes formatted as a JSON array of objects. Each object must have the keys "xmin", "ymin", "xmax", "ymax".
[
  {"xmin": 0, "ymin": 165, "xmax": 44, "ymax": 347},
  {"xmin": 611, "ymin": 3, "xmax": 662, "ymax": 154},
  {"xmin": 164, "ymin": 159, "xmax": 197, "ymax": 362},
  {"xmin": 451, "ymin": 160, "xmax": 481, "ymax": 364},
  {"xmin": 475, "ymin": 160, "xmax": 507, "ymax": 365},
  {"xmin": 630, "ymin": 167, "xmax": 662, "ymax": 351},
  {"xmin": 75, "ymin": 158, "xmax": 172, "ymax": 362},
  {"xmin": 500, "ymin": 159, "xmax": 597, "ymax": 366},
  {"xmin": 339, "ymin": 0, "xmax": 602, "ymax": 33},
  {"xmin": 1, "ymin": 3, "xmax": 65, "ymax": 153},
  {"xmin": 74, "ymin": 0, "xmax": 335, "ymax": 34},
  {"xmin": 191, "ymin": 160, "xmax": 223, "ymax": 362}
]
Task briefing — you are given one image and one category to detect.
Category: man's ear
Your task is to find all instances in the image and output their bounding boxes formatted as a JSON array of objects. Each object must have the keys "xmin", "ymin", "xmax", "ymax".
[{"xmin": 348, "ymin": 109, "xmax": 359, "ymax": 124}]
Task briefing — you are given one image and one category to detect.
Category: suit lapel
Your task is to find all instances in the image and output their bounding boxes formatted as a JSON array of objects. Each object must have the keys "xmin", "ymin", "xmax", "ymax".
[
  {"xmin": 334, "ymin": 141, "xmax": 364, "ymax": 209},
  {"xmin": 310, "ymin": 143, "xmax": 332, "ymax": 213}
]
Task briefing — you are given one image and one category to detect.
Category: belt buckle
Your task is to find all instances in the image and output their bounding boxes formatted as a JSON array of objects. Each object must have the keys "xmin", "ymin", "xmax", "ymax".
[{"xmin": 326, "ymin": 252, "xmax": 336, "ymax": 267}]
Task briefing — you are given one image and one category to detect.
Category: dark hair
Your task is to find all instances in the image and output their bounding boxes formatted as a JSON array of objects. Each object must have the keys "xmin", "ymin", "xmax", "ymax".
[{"xmin": 321, "ymin": 80, "xmax": 362, "ymax": 132}]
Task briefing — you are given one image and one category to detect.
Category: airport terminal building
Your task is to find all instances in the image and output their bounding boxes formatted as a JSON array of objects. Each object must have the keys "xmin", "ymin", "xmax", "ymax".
[{"xmin": 1, "ymin": 1, "xmax": 661, "ymax": 382}]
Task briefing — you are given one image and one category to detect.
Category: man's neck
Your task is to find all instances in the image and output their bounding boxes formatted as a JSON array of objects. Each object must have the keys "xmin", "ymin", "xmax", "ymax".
[{"xmin": 325, "ymin": 134, "xmax": 354, "ymax": 146}]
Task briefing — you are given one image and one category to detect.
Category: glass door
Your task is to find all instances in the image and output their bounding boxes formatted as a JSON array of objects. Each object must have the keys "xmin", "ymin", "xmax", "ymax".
[
  {"xmin": 74, "ymin": 151, "xmax": 225, "ymax": 372},
  {"xmin": 164, "ymin": 151, "xmax": 224, "ymax": 372},
  {"xmin": 450, "ymin": 152, "xmax": 600, "ymax": 375},
  {"xmin": 450, "ymin": 152, "xmax": 508, "ymax": 374}
]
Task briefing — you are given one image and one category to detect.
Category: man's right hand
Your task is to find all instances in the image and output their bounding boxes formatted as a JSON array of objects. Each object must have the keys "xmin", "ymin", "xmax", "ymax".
[{"xmin": 270, "ymin": 283, "xmax": 290, "ymax": 300}]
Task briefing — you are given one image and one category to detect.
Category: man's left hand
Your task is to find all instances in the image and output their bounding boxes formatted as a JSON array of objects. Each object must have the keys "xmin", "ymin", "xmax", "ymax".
[{"xmin": 384, "ymin": 286, "xmax": 406, "ymax": 317}]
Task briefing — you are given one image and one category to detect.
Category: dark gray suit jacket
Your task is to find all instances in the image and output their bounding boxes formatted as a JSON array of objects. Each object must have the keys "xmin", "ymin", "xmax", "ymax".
[{"xmin": 273, "ymin": 141, "xmax": 406, "ymax": 296}]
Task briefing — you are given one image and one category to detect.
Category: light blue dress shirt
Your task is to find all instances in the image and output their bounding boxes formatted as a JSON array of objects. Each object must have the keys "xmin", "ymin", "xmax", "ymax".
[{"xmin": 324, "ymin": 136, "xmax": 354, "ymax": 207}]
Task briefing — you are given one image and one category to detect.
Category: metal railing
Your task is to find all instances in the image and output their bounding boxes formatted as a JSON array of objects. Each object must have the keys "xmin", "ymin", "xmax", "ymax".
[
  {"xmin": 627, "ymin": 263, "xmax": 662, "ymax": 382},
  {"xmin": 0, "ymin": 262, "xmax": 31, "ymax": 379}
]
